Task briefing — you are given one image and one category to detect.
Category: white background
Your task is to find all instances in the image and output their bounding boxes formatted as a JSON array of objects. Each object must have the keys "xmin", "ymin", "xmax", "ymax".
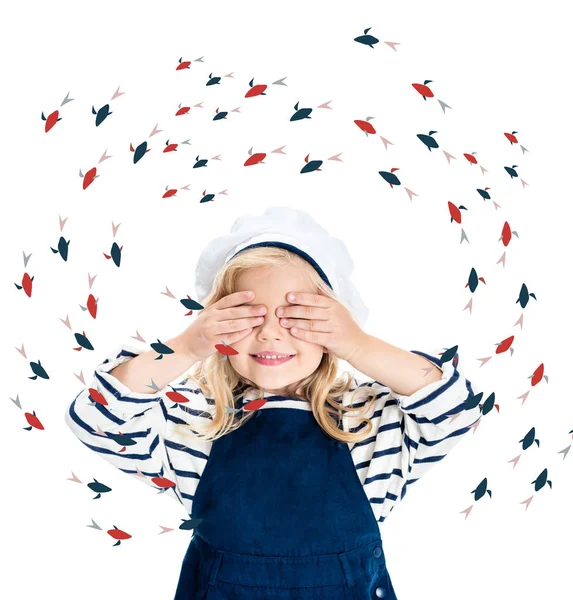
[{"xmin": 2, "ymin": 0, "xmax": 572, "ymax": 598}]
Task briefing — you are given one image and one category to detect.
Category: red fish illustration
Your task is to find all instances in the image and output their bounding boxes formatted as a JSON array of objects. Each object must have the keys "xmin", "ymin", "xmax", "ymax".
[
  {"xmin": 41, "ymin": 92, "xmax": 74, "ymax": 132},
  {"xmin": 412, "ymin": 81, "xmax": 434, "ymax": 100},
  {"xmin": 245, "ymin": 78, "xmax": 267, "ymax": 97},
  {"xmin": 14, "ymin": 272, "xmax": 34, "ymax": 297},
  {"xmin": 354, "ymin": 117, "xmax": 376, "ymax": 136},
  {"xmin": 107, "ymin": 526, "xmax": 132, "ymax": 546},
  {"xmin": 23, "ymin": 411, "xmax": 44, "ymax": 431}
]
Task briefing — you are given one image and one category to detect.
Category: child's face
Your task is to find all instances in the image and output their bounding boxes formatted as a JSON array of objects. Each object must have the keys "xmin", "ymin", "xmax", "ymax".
[{"xmin": 228, "ymin": 265, "xmax": 327, "ymax": 397}]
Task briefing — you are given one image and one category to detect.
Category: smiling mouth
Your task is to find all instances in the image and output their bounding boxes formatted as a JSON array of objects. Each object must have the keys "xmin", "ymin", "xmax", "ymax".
[{"xmin": 250, "ymin": 355, "xmax": 295, "ymax": 366}]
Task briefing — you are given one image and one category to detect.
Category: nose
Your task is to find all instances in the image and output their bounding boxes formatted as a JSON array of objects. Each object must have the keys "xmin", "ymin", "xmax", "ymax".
[{"xmin": 255, "ymin": 309, "xmax": 287, "ymax": 336}]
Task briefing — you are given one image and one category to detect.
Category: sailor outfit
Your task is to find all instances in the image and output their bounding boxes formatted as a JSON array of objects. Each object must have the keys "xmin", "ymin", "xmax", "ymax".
[
  {"xmin": 65, "ymin": 206, "xmax": 482, "ymax": 598},
  {"xmin": 65, "ymin": 342, "xmax": 481, "ymax": 599}
]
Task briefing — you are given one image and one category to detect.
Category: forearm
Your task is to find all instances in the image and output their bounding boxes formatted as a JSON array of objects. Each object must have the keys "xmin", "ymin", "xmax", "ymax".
[
  {"xmin": 349, "ymin": 333, "xmax": 443, "ymax": 396},
  {"xmin": 109, "ymin": 335, "xmax": 200, "ymax": 394}
]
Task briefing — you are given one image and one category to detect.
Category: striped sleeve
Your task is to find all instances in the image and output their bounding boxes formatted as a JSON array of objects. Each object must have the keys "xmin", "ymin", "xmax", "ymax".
[
  {"xmin": 63, "ymin": 342, "xmax": 214, "ymax": 517},
  {"xmin": 343, "ymin": 347, "xmax": 482, "ymax": 525}
]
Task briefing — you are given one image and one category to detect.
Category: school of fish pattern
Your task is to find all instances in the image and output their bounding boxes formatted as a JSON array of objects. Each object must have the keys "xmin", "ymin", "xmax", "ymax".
[{"xmin": 14, "ymin": 24, "xmax": 563, "ymax": 559}]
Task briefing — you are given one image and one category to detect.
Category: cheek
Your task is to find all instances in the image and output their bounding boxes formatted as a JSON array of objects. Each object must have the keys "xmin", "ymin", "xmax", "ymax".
[
  {"xmin": 227, "ymin": 337, "xmax": 250, "ymax": 355},
  {"xmin": 296, "ymin": 347, "xmax": 325, "ymax": 365}
]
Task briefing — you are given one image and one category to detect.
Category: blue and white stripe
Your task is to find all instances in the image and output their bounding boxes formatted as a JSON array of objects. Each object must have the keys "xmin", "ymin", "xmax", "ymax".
[
  {"xmin": 65, "ymin": 343, "xmax": 482, "ymax": 526},
  {"xmin": 341, "ymin": 348, "xmax": 482, "ymax": 525},
  {"xmin": 64, "ymin": 343, "xmax": 215, "ymax": 516}
]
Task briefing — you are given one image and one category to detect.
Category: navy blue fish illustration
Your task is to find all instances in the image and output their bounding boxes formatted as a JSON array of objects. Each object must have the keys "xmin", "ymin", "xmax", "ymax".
[
  {"xmin": 88, "ymin": 478, "xmax": 112, "ymax": 500},
  {"xmin": 519, "ymin": 468, "xmax": 553, "ymax": 510},
  {"xmin": 476, "ymin": 187, "xmax": 491, "ymax": 200},
  {"xmin": 130, "ymin": 141, "xmax": 150, "ymax": 164},
  {"xmin": 504, "ymin": 164, "xmax": 519, "ymax": 179},
  {"xmin": 466, "ymin": 267, "xmax": 486, "ymax": 293},
  {"xmin": 105, "ymin": 431, "xmax": 138, "ymax": 448},
  {"xmin": 354, "ymin": 27, "xmax": 379, "ymax": 48},
  {"xmin": 516, "ymin": 283, "xmax": 537, "ymax": 309},
  {"xmin": 74, "ymin": 330, "xmax": 94, "ymax": 352},
  {"xmin": 92, "ymin": 104, "xmax": 112, "ymax": 126},
  {"xmin": 461, "ymin": 474, "xmax": 493, "ymax": 518},
  {"xmin": 207, "ymin": 73, "xmax": 221, "ymax": 86},
  {"xmin": 437, "ymin": 345, "xmax": 458, "ymax": 366},
  {"xmin": 213, "ymin": 108, "xmax": 228, "ymax": 121},
  {"xmin": 200, "ymin": 191, "xmax": 216, "ymax": 203},
  {"xmin": 300, "ymin": 154, "xmax": 322, "ymax": 173},
  {"xmin": 193, "ymin": 155, "xmax": 209, "ymax": 168},
  {"xmin": 179, "ymin": 517, "xmax": 205, "ymax": 531},
  {"xmin": 417, "ymin": 130, "xmax": 439, "ymax": 151},
  {"xmin": 531, "ymin": 468, "xmax": 552, "ymax": 491},
  {"xmin": 519, "ymin": 428, "xmax": 540, "ymax": 450},
  {"xmin": 150, "ymin": 339, "xmax": 175, "ymax": 360},
  {"xmin": 29, "ymin": 359, "xmax": 49, "ymax": 380},
  {"xmin": 181, "ymin": 296, "xmax": 204, "ymax": 315},
  {"xmin": 378, "ymin": 168, "xmax": 402, "ymax": 188},
  {"xmin": 103, "ymin": 241, "xmax": 123, "ymax": 267},
  {"xmin": 50, "ymin": 236, "xmax": 70, "ymax": 261},
  {"xmin": 509, "ymin": 426, "xmax": 540, "ymax": 468},
  {"xmin": 464, "ymin": 390, "xmax": 483, "ymax": 411},
  {"xmin": 471, "ymin": 478, "xmax": 492, "ymax": 501},
  {"xmin": 479, "ymin": 392, "xmax": 498, "ymax": 416},
  {"xmin": 290, "ymin": 101, "xmax": 313, "ymax": 121}
]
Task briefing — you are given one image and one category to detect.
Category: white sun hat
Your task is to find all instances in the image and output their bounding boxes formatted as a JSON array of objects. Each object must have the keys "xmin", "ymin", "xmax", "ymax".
[{"xmin": 194, "ymin": 206, "xmax": 369, "ymax": 328}]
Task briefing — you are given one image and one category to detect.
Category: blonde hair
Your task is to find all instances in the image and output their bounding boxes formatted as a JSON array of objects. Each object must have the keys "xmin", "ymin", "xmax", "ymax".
[{"xmin": 175, "ymin": 246, "xmax": 378, "ymax": 443}]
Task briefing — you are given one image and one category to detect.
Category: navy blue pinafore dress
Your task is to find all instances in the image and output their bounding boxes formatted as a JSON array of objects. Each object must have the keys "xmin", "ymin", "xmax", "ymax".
[{"xmin": 173, "ymin": 398, "xmax": 399, "ymax": 599}]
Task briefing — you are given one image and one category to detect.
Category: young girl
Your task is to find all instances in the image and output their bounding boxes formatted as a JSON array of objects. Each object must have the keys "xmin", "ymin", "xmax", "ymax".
[{"xmin": 65, "ymin": 206, "xmax": 482, "ymax": 600}]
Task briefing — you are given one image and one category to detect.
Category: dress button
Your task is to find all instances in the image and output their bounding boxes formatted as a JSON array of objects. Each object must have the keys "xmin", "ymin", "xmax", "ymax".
[
  {"xmin": 373, "ymin": 546, "xmax": 382, "ymax": 558},
  {"xmin": 375, "ymin": 587, "xmax": 385, "ymax": 598}
]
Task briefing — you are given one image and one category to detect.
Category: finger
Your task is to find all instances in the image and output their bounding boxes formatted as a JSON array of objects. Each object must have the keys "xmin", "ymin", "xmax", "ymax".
[
  {"xmin": 222, "ymin": 303, "xmax": 266, "ymax": 320},
  {"xmin": 288, "ymin": 325, "xmax": 329, "ymax": 346},
  {"xmin": 219, "ymin": 327, "xmax": 253, "ymax": 345},
  {"xmin": 278, "ymin": 305, "xmax": 328, "ymax": 320},
  {"xmin": 216, "ymin": 290, "xmax": 255, "ymax": 309},
  {"xmin": 287, "ymin": 291, "xmax": 330, "ymax": 308},
  {"xmin": 217, "ymin": 314, "xmax": 265, "ymax": 335},
  {"xmin": 280, "ymin": 318, "xmax": 331, "ymax": 333}
]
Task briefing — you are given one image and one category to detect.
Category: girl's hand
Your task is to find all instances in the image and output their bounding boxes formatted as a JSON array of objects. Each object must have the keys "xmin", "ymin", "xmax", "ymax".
[
  {"xmin": 275, "ymin": 288, "xmax": 367, "ymax": 363},
  {"xmin": 180, "ymin": 290, "xmax": 266, "ymax": 361}
]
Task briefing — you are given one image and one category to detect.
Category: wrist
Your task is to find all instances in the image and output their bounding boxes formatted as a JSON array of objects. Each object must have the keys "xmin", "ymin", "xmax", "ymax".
[
  {"xmin": 168, "ymin": 334, "xmax": 200, "ymax": 364},
  {"xmin": 345, "ymin": 331, "xmax": 371, "ymax": 366}
]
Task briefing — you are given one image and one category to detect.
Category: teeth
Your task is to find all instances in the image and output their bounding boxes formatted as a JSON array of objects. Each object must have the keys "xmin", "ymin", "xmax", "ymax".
[{"xmin": 255, "ymin": 354, "xmax": 291, "ymax": 359}]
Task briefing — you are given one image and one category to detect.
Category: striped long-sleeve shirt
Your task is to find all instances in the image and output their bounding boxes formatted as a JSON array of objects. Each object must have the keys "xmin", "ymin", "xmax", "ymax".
[
  {"xmin": 342, "ymin": 349, "xmax": 482, "ymax": 524},
  {"xmin": 64, "ymin": 343, "xmax": 482, "ymax": 529}
]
